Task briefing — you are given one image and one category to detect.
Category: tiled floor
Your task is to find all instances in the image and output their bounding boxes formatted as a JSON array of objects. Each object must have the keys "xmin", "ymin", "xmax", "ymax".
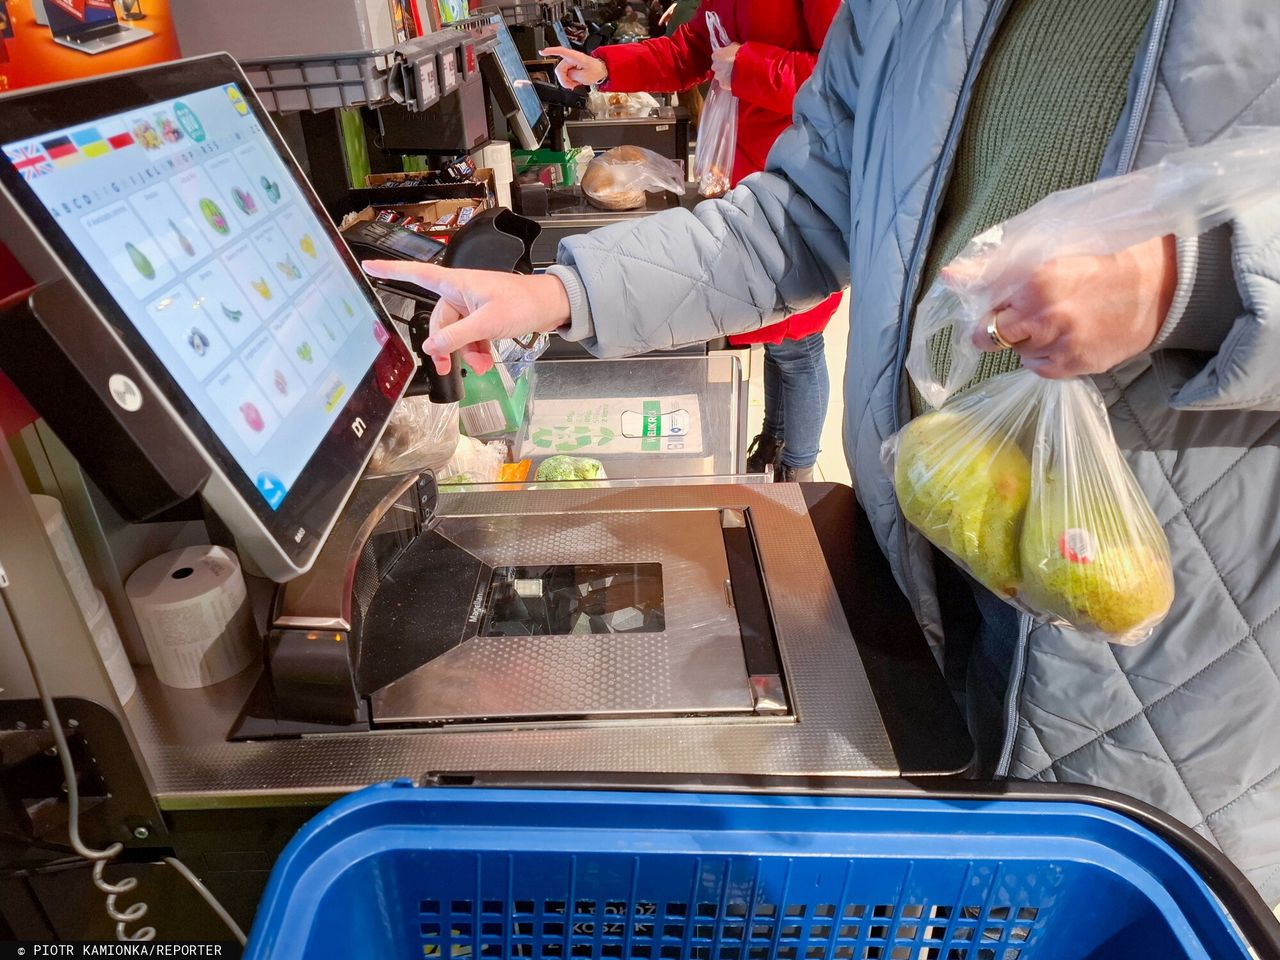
[{"xmin": 743, "ymin": 292, "xmax": 852, "ymax": 485}]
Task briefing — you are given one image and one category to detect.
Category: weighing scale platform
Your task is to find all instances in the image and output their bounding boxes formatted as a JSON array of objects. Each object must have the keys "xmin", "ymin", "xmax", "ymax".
[{"xmin": 370, "ymin": 507, "xmax": 757, "ymax": 724}]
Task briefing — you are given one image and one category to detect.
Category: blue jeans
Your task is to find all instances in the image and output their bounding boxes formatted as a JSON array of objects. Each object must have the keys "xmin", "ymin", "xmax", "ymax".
[{"xmin": 762, "ymin": 332, "xmax": 830, "ymax": 469}]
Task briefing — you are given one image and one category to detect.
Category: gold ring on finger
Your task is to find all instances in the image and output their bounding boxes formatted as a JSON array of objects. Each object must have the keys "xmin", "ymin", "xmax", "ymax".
[{"xmin": 987, "ymin": 318, "xmax": 1016, "ymax": 351}]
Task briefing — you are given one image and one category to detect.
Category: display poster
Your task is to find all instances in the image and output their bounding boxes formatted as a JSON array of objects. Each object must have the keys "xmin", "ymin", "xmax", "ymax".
[
  {"xmin": 523, "ymin": 395, "xmax": 705, "ymax": 457},
  {"xmin": 0, "ymin": 0, "xmax": 180, "ymax": 93},
  {"xmin": 0, "ymin": 0, "xmax": 182, "ymax": 329}
]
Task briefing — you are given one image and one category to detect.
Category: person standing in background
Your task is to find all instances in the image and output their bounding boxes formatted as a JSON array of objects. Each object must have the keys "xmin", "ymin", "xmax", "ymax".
[
  {"xmin": 543, "ymin": 0, "xmax": 842, "ymax": 480},
  {"xmin": 647, "ymin": 0, "xmax": 667, "ymax": 37}
]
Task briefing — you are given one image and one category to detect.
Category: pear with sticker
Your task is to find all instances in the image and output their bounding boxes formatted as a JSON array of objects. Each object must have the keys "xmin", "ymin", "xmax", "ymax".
[{"xmin": 1020, "ymin": 471, "xmax": 1173, "ymax": 642}]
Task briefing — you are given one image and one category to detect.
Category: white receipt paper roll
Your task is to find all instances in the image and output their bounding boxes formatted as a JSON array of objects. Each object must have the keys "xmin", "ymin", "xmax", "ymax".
[
  {"xmin": 31, "ymin": 494, "xmax": 98, "ymax": 617},
  {"xmin": 85, "ymin": 590, "xmax": 137, "ymax": 704},
  {"xmin": 126, "ymin": 545, "xmax": 257, "ymax": 689}
]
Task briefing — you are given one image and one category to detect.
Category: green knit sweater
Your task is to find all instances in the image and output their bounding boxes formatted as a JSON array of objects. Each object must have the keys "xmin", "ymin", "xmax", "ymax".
[{"xmin": 910, "ymin": 0, "xmax": 1153, "ymax": 414}]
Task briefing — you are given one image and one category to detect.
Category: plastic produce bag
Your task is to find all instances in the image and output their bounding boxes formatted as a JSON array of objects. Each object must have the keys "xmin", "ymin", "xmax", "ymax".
[
  {"xmin": 888, "ymin": 374, "xmax": 1173, "ymax": 644},
  {"xmin": 535, "ymin": 455, "xmax": 607, "ymax": 483},
  {"xmin": 581, "ymin": 146, "xmax": 685, "ymax": 211},
  {"xmin": 692, "ymin": 11, "xmax": 737, "ymax": 198},
  {"xmin": 885, "ymin": 130, "xmax": 1280, "ymax": 644},
  {"xmin": 438, "ymin": 435, "xmax": 508, "ymax": 485},
  {"xmin": 368, "ymin": 399, "xmax": 460, "ymax": 477},
  {"xmin": 493, "ymin": 333, "xmax": 549, "ymax": 380},
  {"xmin": 587, "ymin": 90, "xmax": 661, "ymax": 119}
]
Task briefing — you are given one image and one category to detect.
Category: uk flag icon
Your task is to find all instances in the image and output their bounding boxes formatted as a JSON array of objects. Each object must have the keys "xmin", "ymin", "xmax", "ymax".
[{"xmin": 3, "ymin": 143, "xmax": 53, "ymax": 182}]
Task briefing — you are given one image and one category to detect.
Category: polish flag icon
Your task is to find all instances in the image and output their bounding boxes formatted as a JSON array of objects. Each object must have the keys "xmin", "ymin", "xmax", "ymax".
[{"xmin": 101, "ymin": 121, "xmax": 136, "ymax": 151}]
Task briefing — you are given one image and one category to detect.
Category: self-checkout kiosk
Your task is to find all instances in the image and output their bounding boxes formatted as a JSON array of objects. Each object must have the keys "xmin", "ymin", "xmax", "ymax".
[{"xmin": 0, "ymin": 53, "xmax": 968, "ymax": 937}]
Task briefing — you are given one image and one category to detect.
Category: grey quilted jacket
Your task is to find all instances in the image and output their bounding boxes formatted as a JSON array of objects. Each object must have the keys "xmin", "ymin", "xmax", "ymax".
[{"xmin": 548, "ymin": 0, "xmax": 1280, "ymax": 900}]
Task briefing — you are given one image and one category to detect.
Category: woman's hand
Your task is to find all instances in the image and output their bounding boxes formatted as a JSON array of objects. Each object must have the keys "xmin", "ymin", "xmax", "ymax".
[
  {"xmin": 362, "ymin": 261, "xmax": 571, "ymax": 375},
  {"xmin": 962, "ymin": 234, "xmax": 1178, "ymax": 378},
  {"xmin": 710, "ymin": 42, "xmax": 740, "ymax": 90},
  {"xmin": 540, "ymin": 46, "xmax": 608, "ymax": 88}
]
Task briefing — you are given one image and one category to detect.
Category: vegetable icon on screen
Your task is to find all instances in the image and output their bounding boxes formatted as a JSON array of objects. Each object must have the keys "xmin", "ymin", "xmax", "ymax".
[
  {"xmin": 125, "ymin": 242, "xmax": 155, "ymax": 280},
  {"xmin": 187, "ymin": 328, "xmax": 210, "ymax": 357},
  {"xmin": 296, "ymin": 342, "xmax": 314, "ymax": 364},
  {"xmin": 240, "ymin": 402, "xmax": 265, "ymax": 432},
  {"xmin": 260, "ymin": 177, "xmax": 282, "ymax": 203},
  {"xmin": 273, "ymin": 370, "xmax": 289, "ymax": 396},
  {"xmin": 299, "ymin": 234, "xmax": 317, "ymax": 259},
  {"xmin": 221, "ymin": 303, "xmax": 243, "ymax": 323},
  {"xmin": 276, "ymin": 257, "xmax": 302, "ymax": 281},
  {"xmin": 251, "ymin": 278, "xmax": 272, "ymax": 300},
  {"xmin": 233, "ymin": 188, "xmax": 258, "ymax": 216},
  {"xmin": 169, "ymin": 219, "xmax": 196, "ymax": 257},
  {"xmin": 200, "ymin": 198, "xmax": 230, "ymax": 235}
]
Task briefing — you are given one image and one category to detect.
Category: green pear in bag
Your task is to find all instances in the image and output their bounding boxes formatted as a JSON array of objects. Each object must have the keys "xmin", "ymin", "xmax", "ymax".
[
  {"xmin": 1016, "ymin": 384, "xmax": 1173, "ymax": 643},
  {"xmin": 893, "ymin": 407, "xmax": 1031, "ymax": 598}
]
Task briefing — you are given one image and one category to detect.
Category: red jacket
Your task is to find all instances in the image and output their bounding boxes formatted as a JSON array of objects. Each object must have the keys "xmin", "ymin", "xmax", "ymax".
[{"xmin": 596, "ymin": 0, "xmax": 842, "ymax": 344}]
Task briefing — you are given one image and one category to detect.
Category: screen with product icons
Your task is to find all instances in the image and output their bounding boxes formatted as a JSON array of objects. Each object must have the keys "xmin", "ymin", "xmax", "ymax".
[
  {"xmin": 2, "ymin": 82, "xmax": 386, "ymax": 511},
  {"xmin": 490, "ymin": 15, "xmax": 545, "ymax": 135}
]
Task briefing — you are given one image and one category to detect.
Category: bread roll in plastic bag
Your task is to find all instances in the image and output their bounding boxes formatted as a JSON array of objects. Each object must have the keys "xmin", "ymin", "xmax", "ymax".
[
  {"xmin": 581, "ymin": 146, "xmax": 685, "ymax": 211},
  {"xmin": 692, "ymin": 11, "xmax": 737, "ymax": 198},
  {"xmin": 368, "ymin": 399, "xmax": 460, "ymax": 477},
  {"xmin": 885, "ymin": 129, "xmax": 1280, "ymax": 645},
  {"xmin": 587, "ymin": 90, "xmax": 661, "ymax": 119}
]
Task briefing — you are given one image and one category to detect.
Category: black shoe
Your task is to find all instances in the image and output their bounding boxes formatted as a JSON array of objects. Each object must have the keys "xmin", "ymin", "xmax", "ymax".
[
  {"xmin": 779, "ymin": 465, "xmax": 815, "ymax": 483},
  {"xmin": 746, "ymin": 433, "xmax": 784, "ymax": 474}
]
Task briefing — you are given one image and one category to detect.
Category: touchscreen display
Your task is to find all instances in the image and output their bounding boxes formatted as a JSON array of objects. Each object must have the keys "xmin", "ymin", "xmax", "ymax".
[
  {"xmin": 552, "ymin": 20, "xmax": 571, "ymax": 49},
  {"xmin": 491, "ymin": 16, "xmax": 545, "ymax": 134},
  {"xmin": 2, "ymin": 83, "xmax": 385, "ymax": 511}
]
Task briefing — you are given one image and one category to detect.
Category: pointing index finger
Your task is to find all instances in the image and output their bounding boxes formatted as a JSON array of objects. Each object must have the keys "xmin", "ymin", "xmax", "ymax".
[
  {"xmin": 362, "ymin": 259, "xmax": 455, "ymax": 297},
  {"xmin": 539, "ymin": 45, "xmax": 580, "ymax": 61}
]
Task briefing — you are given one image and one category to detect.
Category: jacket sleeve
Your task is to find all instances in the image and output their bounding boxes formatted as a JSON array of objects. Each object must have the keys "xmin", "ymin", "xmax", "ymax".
[
  {"xmin": 550, "ymin": 2, "xmax": 858, "ymax": 357},
  {"xmin": 1148, "ymin": 196, "xmax": 1280, "ymax": 412},
  {"xmin": 731, "ymin": 0, "xmax": 842, "ymax": 114},
  {"xmin": 595, "ymin": 4, "xmax": 712, "ymax": 92}
]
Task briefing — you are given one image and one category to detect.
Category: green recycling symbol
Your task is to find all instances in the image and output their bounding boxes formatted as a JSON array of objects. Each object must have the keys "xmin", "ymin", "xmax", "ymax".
[{"xmin": 530, "ymin": 424, "xmax": 616, "ymax": 452}]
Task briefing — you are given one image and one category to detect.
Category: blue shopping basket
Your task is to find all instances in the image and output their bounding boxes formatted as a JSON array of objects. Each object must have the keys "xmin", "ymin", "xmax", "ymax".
[{"xmin": 245, "ymin": 781, "xmax": 1278, "ymax": 960}]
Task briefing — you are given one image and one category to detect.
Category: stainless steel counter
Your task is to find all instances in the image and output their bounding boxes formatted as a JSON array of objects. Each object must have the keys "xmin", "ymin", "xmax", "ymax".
[{"xmin": 122, "ymin": 483, "xmax": 897, "ymax": 808}]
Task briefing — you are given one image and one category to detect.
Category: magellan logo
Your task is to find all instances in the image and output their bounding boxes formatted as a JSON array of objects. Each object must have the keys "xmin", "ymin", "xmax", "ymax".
[
  {"xmin": 468, "ymin": 590, "xmax": 486, "ymax": 624},
  {"xmin": 351, "ymin": 417, "xmax": 366, "ymax": 438}
]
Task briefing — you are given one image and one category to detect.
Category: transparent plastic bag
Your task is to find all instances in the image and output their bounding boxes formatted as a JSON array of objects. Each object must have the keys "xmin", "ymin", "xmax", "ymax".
[
  {"xmin": 438, "ymin": 435, "xmax": 508, "ymax": 485},
  {"xmin": 692, "ymin": 11, "xmax": 737, "ymax": 198},
  {"xmin": 493, "ymin": 333, "xmax": 549, "ymax": 380},
  {"xmin": 885, "ymin": 374, "xmax": 1173, "ymax": 645},
  {"xmin": 910, "ymin": 129, "xmax": 1280, "ymax": 408},
  {"xmin": 581, "ymin": 146, "xmax": 686, "ymax": 211},
  {"xmin": 885, "ymin": 131, "xmax": 1280, "ymax": 644},
  {"xmin": 534, "ymin": 455, "xmax": 607, "ymax": 482},
  {"xmin": 587, "ymin": 90, "xmax": 661, "ymax": 119},
  {"xmin": 368, "ymin": 399, "xmax": 460, "ymax": 477}
]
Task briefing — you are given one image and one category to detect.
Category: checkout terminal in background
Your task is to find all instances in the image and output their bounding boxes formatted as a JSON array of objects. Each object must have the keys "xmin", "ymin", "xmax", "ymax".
[
  {"xmin": 484, "ymin": 12, "xmax": 551, "ymax": 150},
  {"xmin": 0, "ymin": 54, "xmax": 968, "ymax": 906}
]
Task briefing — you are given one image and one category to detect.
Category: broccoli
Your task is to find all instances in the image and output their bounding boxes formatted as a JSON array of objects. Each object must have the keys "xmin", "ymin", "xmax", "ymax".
[{"xmin": 535, "ymin": 455, "xmax": 607, "ymax": 483}]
